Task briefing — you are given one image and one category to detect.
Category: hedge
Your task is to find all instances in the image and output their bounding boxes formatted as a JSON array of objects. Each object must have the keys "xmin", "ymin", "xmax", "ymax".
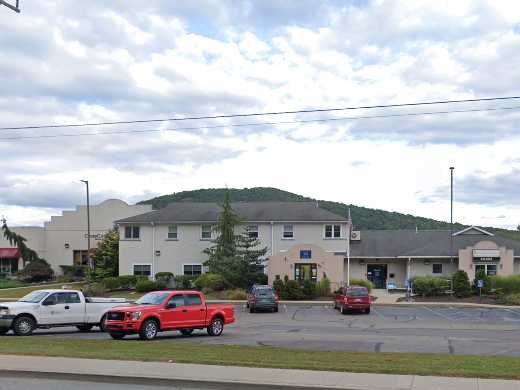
[
  {"xmin": 411, "ymin": 276, "xmax": 450, "ymax": 297},
  {"xmin": 349, "ymin": 279, "xmax": 373, "ymax": 293},
  {"xmin": 491, "ymin": 275, "xmax": 520, "ymax": 295},
  {"xmin": 135, "ymin": 279, "xmax": 166, "ymax": 293}
]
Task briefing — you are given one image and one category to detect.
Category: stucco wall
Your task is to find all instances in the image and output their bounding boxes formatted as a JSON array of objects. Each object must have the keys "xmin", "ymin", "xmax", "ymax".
[
  {"xmin": 409, "ymin": 259, "xmax": 458, "ymax": 278},
  {"xmin": 458, "ymin": 240, "xmax": 514, "ymax": 280},
  {"xmin": 514, "ymin": 259, "xmax": 520, "ymax": 275}
]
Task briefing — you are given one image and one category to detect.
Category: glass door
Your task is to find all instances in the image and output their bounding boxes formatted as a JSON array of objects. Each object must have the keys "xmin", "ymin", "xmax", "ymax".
[{"xmin": 295, "ymin": 263, "xmax": 317, "ymax": 281}]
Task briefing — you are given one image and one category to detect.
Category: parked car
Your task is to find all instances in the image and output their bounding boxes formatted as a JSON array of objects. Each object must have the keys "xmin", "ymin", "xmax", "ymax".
[
  {"xmin": 104, "ymin": 290, "xmax": 235, "ymax": 340},
  {"xmin": 247, "ymin": 285, "xmax": 278, "ymax": 313},
  {"xmin": 0, "ymin": 289, "xmax": 128, "ymax": 336},
  {"xmin": 333, "ymin": 285, "xmax": 371, "ymax": 314}
]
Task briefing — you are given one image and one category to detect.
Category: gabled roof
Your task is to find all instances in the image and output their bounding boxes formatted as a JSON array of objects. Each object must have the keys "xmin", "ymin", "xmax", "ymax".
[
  {"xmin": 116, "ymin": 202, "xmax": 347, "ymax": 224},
  {"xmin": 345, "ymin": 229, "xmax": 520, "ymax": 258},
  {"xmin": 453, "ymin": 226, "xmax": 494, "ymax": 236}
]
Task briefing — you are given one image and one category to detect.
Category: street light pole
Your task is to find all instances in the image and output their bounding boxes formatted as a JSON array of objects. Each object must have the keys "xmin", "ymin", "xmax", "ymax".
[
  {"xmin": 80, "ymin": 180, "xmax": 92, "ymax": 269},
  {"xmin": 450, "ymin": 167, "xmax": 454, "ymax": 264}
]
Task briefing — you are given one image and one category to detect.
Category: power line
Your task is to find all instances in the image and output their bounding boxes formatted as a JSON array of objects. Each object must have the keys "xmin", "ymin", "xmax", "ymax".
[
  {"xmin": 2, "ymin": 95, "xmax": 520, "ymax": 132},
  {"xmin": 1, "ymin": 104, "xmax": 518, "ymax": 142}
]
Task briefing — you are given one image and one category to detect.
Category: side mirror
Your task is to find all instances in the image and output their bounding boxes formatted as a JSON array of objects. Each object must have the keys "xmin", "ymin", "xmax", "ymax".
[{"xmin": 166, "ymin": 302, "xmax": 176, "ymax": 309}]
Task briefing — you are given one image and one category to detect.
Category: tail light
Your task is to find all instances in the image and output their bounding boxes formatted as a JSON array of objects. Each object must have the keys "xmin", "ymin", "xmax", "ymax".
[{"xmin": 274, "ymin": 293, "xmax": 279, "ymax": 302}]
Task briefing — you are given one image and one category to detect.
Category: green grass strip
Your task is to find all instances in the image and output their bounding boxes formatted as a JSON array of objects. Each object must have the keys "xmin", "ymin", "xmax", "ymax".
[{"xmin": 0, "ymin": 337, "xmax": 519, "ymax": 380}]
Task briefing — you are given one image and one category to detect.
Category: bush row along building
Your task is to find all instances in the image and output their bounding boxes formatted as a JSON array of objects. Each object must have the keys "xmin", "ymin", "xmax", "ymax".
[{"xmin": 2, "ymin": 200, "xmax": 520, "ymax": 290}]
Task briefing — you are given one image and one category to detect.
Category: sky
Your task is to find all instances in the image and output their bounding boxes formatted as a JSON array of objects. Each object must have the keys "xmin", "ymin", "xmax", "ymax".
[{"xmin": 1, "ymin": 0, "xmax": 520, "ymax": 229}]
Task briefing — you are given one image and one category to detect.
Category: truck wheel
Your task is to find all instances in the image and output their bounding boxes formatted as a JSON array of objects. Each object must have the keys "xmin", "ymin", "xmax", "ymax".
[
  {"xmin": 207, "ymin": 317, "xmax": 224, "ymax": 336},
  {"xmin": 139, "ymin": 319, "xmax": 159, "ymax": 340},
  {"xmin": 109, "ymin": 332, "xmax": 125, "ymax": 340},
  {"xmin": 13, "ymin": 315, "xmax": 36, "ymax": 336},
  {"xmin": 99, "ymin": 315, "xmax": 108, "ymax": 332},
  {"xmin": 76, "ymin": 325, "xmax": 93, "ymax": 332},
  {"xmin": 180, "ymin": 329, "xmax": 194, "ymax": 336},
  {"xmin": 0, "ymin": 328, "xmax": 9, "ymax": 335}
]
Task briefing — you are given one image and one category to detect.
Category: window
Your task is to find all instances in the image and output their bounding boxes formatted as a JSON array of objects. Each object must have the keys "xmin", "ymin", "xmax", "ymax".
[
  {"xmin": 432, "ymin": 264, "xmax": 443, "ymax": 274},
  {"xmin": 73, "ymin": 250, "xmax": 89, "ymax": 265},
  {"xmin": 185, "ymin": 294, "xmax": 202, "ymax": 306},
  {"xmin": 124, "ymin": 226, "xmax": 140, "ymax": 239},
  {"xmin": 61, "ymin": 292, "xmax": 81, "ymax": 304},
  {"xmin": 201, "ymin": 224, "xmax": 212, "ymax": 240},
  {"xmin": 475, "ymin": 264, "xmax": 497, "ymax": 276},
  {"xmin": 294, "ymin": 263, "xmax": 317, "ymax": 281},
  {"xmin": 167, "ymin": 225, "xmax": 178, "ymax": 239},
  {"xmin": 246, "ymin": 225, "xmax": 259, "ymax": 238},
  {"xmin": 325, "ymin": 224, "xmax": 341, "ymax": 238},
  {"xmin": 133, "ymin": 264, "xmax": 151, "ymax": 277},
  {"xmin": 283, "ymin": 224, "xmax": 294, "ymax": 239},
  {"xmin": 184, "ymin": 264, "xmax": 202, "ymax": 276},
  {"xmin": 167, "ymin": 294, "xmax": 185, "ymax": 308}
]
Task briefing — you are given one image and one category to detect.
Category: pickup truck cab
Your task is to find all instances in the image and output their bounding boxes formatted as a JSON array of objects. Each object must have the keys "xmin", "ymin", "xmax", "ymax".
[
  {"xmin": 334, "ymin": 285, "xmax": 371, "ymax": 314},
  {"xmin": 105, "ymin": 290, "xmax": 235, "ymax": 340},
  {"xmin": 0, "ymin": 289, "xmax": 127, "ymax": 336}
]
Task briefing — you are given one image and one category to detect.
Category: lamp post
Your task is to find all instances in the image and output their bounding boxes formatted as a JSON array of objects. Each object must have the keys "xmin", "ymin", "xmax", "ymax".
[
  {"xmin": 450, "ymin": 167, "xmax": 454, "ymax": 264},
  {"xmin": 80, "ymin": 180, "xmax": 92, "ymax": 269}
]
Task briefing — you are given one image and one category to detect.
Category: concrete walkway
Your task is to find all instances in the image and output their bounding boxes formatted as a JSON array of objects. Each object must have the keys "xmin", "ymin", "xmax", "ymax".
[{"xmin": 0, "ymin": 355, "xmax": 518, "ymax": 390}]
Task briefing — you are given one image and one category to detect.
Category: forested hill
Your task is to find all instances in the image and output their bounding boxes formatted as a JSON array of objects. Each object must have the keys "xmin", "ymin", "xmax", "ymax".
[{"xmin": 138, "ymin": 187, "xmax": 520, "ymax": 241}]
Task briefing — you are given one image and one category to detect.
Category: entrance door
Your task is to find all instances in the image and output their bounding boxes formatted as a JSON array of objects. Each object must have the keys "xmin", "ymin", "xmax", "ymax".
[
  {"xmin": 295, "ymin": 263, "xmax": 317, "ymax": 281},
  {"xmin": 367, "ymin": 264, "xmax": 388, "ymax": 289}
]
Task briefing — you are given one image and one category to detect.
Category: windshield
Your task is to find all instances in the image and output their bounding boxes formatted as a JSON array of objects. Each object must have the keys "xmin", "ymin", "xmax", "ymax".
[
  {"xmin": 346, "ymin": 288, "xmax": 368, "ymax": 297},
  {"xmin": 19, "ymin": 291, "xmax": 49, "ymax": 303},
  {"xmin": 135, "ymin": 292, "xmax": 169, "ymax": 305}
]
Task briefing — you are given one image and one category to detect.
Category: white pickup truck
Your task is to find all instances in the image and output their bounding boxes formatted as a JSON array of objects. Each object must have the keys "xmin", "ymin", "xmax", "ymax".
[{"xmin": 0, "ymin": 289, "xmax": 127, "ymax": 336}]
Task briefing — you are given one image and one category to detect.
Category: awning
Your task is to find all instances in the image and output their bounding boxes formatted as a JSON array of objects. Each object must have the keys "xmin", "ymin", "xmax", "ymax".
[{"xmin": 0, "ymin": 248, "xmax": 21, "ymax": 259}]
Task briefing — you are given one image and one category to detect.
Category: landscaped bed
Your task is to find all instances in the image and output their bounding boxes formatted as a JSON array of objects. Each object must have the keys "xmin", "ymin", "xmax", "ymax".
[{"xmin": 0, "ymin": 337, "xmax": 520, "ymax": 380}]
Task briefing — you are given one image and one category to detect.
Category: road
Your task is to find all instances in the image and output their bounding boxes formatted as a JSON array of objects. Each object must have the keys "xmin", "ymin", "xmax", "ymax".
[{"xmin": 4, "ymin": 304, "xmax": 520, "ymax": 356}]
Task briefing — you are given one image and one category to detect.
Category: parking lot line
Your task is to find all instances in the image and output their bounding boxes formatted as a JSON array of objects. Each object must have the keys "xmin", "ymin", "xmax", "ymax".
[
  {"xmin": 370, "ymin": 306, "xmax": 385, "ymax": 319},
  {"xmin": 421, "ymin": 306, "xmax": 454, "ymax": 320}
]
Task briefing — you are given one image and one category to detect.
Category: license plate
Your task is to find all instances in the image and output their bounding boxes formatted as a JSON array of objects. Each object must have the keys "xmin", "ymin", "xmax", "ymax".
[{"xmin": 353, "ymin": 299, "xmax": 362, "ymax": 303}]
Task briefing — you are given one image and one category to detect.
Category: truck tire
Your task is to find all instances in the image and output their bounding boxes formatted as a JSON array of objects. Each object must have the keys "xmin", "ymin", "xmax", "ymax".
[
  {"xmin": 13, "ymin": 315, "xmax": 36, "ymax": 336},
  {"xmin": 99, "ymin": 315, "xmax": 108, "ymax": 332},
  {"xmin": 207, "ymin": 317, "xmax": 224, "ymax": 336},
  {"xmin": 109, "ymin": 332, "xmax": 125, "ymax": 340},
  {"xmin": 180, "ymin": 329, "xmax": 194, "ymax": 336},
  {"xmin": 76, "ymin": 325, "xmax": 93, "ymax": 332},
  {"xmin": 0, "ymin": 328, "xmax": 9, "ymax": 335},
  {"xmin": 139, "ymin": 319, "xmax": 159, "ymax": 340}
]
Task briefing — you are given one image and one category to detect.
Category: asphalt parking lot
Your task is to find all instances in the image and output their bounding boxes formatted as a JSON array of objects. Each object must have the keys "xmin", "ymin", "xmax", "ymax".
[{"xmin": 4, "ymin": 304, "xmax": 520, "ymax": 357}]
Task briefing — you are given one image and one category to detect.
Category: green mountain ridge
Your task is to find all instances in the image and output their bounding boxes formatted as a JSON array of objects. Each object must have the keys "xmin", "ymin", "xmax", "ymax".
[{"xmin": 137, "ymin": 187, "xmax": 520, "ymax": 241}]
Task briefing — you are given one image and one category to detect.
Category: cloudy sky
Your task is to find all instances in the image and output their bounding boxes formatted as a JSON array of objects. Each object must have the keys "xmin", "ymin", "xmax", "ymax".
[{"xmin": 1, "ymin": 0, "xmax": 520, "ymax": 229}]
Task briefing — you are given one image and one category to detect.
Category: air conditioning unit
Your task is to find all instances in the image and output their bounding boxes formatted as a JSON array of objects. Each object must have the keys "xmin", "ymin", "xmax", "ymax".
[{"xmin": 350, "ymin": 231, "xmax": 361, "ymax": 241}]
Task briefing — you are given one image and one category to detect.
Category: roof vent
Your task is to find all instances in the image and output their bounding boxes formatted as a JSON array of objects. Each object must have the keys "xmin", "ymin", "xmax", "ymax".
[{"xmin": 350, "ymin": 231, "xmax": 361, "ymax": 241}]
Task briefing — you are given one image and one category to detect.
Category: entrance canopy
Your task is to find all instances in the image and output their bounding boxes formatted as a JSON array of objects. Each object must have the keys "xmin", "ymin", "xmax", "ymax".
[{"xmin": 0, "ymin": 248, "xmax": 20, "ymax": 258}]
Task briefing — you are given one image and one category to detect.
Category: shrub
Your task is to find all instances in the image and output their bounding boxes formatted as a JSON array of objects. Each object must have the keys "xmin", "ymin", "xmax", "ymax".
[
  {"xmin": 491, "ymin": 275, "xmax": 520, "ymax": 295},
  {"xmin": 284, "ymin": 280, "xmax": 305, "ymax": 300},
  {"xmin": 498, "ymin": 293, "xmax": 520, "ymax": 305},
  {"xmin": 411, "ymin": 276, "xmax": 450, "ymax": 297},
  {"xmin": 301, "ymin": 279, "xmax": 316, "ymax": 299},
  {"xmin": 473, "ymin": 269, "xmax": 491, "ymax": 295},
  {"xmin": 452, "ymin": 270, "xmax": 471, "ymax": 297},
  {"xmin": 273, "ymin": 278, "xmax": 285, "ymax": 297},
  {"xmin": 102, "ymin": 277, "xmax": 120, "ymax": 291},
  {"xmin": 194, "ymin": 273, "xmax": 227, "ymax": 291},
  {"xmin": 173, "ymin": 275, "xmax": 194, "ymax": 289},
  {"xmin": 136, "ymin": 279, "xmax": 166, "ymax": 293},
  {"xmin": 17, "ymin": 260, "xmax": 54, "ymax": 282},
  {"xmin": 83, "ymin": 282, "xmax": 106, "ymax": 297},
  {"xmin": 349, "ymin": 279, "xmax": 373, "ymax": 293},
  {"xmin": 316, "ymin": 277, "xmax": 332, "ymax": 297},
  {"xmin": 117, "ymin": 275, "xmax": 138, "ymax": 289},
  {"xmin": 155, "ymin": 272, "xmax": 174, "ymax": 282},
  {"xmin": 222, "ymin": 289, "xmax": 247, "ymax": 300},
  {"xmin": 60, "ymin": 265, "xmax": 87, "ymax": 278},
  {"xmin": 56, "ymin": 275, "xmax": 74, "ymax": 283}
]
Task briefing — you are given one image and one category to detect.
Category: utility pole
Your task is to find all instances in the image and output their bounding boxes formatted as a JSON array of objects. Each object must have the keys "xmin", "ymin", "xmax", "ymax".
[
  {"xmin": 450, "ymin": 167, "xmax": 454, "ymax": 264},
  {"xmin": 346, "ymin": 208, "xmax": 352, "ymax": 287},
  {"xmin": 80, "ymin": 180, "xmax": 92, "ymax": 269}
]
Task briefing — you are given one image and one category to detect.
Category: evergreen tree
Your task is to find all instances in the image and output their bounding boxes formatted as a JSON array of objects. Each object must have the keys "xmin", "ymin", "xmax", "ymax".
[
  {"xmin": 237, "ymin": 230, "xmax": 268, "ymax": 286},
  {"xmin": 1, "ymin": 217, "xmax": 42, "ymax": 266},
  {"xmin": 90, "ymin": 228, "xmax": 119, "ymax": 280}
]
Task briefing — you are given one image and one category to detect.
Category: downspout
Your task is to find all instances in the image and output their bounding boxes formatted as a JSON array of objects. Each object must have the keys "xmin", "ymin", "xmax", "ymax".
[
  {"xmin": 270, "ymin": 221, "xmax": 274, "ymax": 256},
  {"xmin": 151, "ymin": 222, "xmax": 155, "ymax": 280}
]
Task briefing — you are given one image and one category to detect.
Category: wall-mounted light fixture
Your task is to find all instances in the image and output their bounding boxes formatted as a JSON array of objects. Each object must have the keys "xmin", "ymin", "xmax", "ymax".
[
  {"xmin": 359, "ymin": 259, "xmax": 365, "ymax": 264},
  {"xmin": 423, "ymin": 260, "xmax": 430, "ymax": 265},
  {"xmin": 64, "ymin": 243, "xmax": 70, "ymax": 249}
]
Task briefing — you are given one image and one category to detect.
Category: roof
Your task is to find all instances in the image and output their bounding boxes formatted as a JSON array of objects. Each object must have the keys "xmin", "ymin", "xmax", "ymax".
[
  {"xmin": 346, "ymin": 227, "xmax": 520, "ymax": 258},
  {"xmin": 116, "ymin": 202, "xmax": 348, "ymax": 224}
]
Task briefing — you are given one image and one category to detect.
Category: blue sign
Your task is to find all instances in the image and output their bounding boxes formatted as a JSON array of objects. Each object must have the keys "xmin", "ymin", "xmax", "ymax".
[
  {"xmin": 300, "ymin": 250, "xmax": 312, "ymax": 259},
  {"xmin": 477, "ymin": 279, "xmax": 484, "ymax": 288}
]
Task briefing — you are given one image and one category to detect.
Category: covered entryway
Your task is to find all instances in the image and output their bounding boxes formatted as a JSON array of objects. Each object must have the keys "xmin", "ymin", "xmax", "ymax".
[
  {"xmin": 0, "ymin": 248, "xmax": 21, "ymax": 276},
  {"xmin": 367, "ymin": 264, "xmax": 387, "ymax": 289}
]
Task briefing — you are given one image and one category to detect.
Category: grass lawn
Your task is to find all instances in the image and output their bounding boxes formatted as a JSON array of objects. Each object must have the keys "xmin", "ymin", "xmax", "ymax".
[
  {"xmin": 0, "ymin": 337, "xmax": 519, "ymax": 380},
  {"xmin": 0, "ymin": 279, "xmax": 27, "ymax": 289},
  {"xmin": 0, "ymin": 282, "xmax": 85, "ymax": 299}
]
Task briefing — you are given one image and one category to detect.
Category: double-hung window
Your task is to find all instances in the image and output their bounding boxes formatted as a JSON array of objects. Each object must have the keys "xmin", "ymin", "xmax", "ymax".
[
  {"xmin": 124, "ymin": 226, "xmax": 140, "ymax": 239},
  {"xmin": 432, "ymin": 264, "xmax": 443, "ymax": 274},
  {"xmin": 184, "ymin": 264, "xmax": 202, "ymax": 276},
  {"xmin": 324, "ymin": 224, "xmax": 341, "ymax": 238},
  {"xmin": 247, "ymin": 225, "xmax": 259, "ymax": 238},
  {"xmin": 133, "ymin": 264, "xmax": 151, "ymax": 277},
  {"xmin": 283, "ymin": 224, "xmax": 294, "ymax": 239},
  {"xmin": 201, "ymin": 224, "xmax": 212, "ymax": 240},
  {"xmin": 168, "ymin": 225, "xmax": 178, "ymax": 239}
]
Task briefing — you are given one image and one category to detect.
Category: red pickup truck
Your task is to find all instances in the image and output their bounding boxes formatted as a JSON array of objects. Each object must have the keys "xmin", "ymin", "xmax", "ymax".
[
  {"xmin": 104, "ymin": 290, "xmax": 234, "ymax": 340},
  {"xmin": 333, "ymin": 286, "xmax": 371, "ymax": 315}
]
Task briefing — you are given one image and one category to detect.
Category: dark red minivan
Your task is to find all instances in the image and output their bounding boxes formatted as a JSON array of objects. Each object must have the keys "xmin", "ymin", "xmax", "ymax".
[{"xmin": 334, "ymin": 286, "xmax": 371, "ymax": 314}]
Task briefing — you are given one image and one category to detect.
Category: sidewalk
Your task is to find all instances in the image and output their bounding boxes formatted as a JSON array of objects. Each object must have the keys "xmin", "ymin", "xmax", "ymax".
[{"xmin": 0, "ymin": 355, "xmax": 518, "ymax": 390}]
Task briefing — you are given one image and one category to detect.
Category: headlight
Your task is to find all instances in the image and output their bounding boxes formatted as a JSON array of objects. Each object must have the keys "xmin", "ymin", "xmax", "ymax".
[
  {"xmin": 127, "ymin": 311, "xmax": 141, "ymax": 320},
  {"xmin": 0, "ymin": 308, "xmax": 9, "ymax": 316}
]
